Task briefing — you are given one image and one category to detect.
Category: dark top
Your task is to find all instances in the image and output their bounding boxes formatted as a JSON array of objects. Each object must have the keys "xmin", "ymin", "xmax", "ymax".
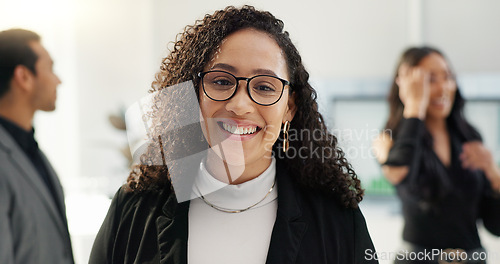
[
  {"xmin": 89, "ymin": 159, "xmax": 378, "ymax": 264},
  {"xmin": 385, "ymin": 118, "xmax": 500, "ymax": 250},
  {"xmin": 0, "ymin": 116, "xmax": 61, "ymax": 214}
]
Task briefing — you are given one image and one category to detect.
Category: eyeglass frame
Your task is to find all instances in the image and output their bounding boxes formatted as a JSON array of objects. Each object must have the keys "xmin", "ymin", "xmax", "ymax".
[{"xmin": 198, "ymin": 70, "xmax": 291, "ymax": 106}]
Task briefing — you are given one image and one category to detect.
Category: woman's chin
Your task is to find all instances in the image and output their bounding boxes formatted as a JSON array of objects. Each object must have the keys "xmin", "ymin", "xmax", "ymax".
[
  {"xmin": 427, "ymin": 108, "xmax": 453, "ymax": 120},
  {"xmin": 207, "ymin": 142, "xmax": 246, "ymax": 166}
]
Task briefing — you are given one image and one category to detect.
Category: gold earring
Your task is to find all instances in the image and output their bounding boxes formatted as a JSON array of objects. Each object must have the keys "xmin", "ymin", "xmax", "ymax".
[{"xmin": 282, "ymin": 121, "xmax": 290, "ymax": 152}]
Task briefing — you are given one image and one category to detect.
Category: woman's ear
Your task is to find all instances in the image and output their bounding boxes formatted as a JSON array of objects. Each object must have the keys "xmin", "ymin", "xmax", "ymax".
[{"xmin": 283, "ymin": 91, "xmax": 297, "ymax": 123}]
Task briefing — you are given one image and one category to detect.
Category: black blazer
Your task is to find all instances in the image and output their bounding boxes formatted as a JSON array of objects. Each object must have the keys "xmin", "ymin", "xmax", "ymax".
[{"xmin": 90, "ymin": 160, "xmax": 378, "ymax": 264}]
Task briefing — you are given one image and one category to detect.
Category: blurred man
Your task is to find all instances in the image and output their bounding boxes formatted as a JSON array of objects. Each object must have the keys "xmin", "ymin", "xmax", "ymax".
[{"xmin": 0, "ymin": 29, "xmax": 74, "ymax": 264}]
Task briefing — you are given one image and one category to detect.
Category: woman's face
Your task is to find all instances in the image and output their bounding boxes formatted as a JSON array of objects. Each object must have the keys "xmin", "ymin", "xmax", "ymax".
[
  {"xmin": 418, "ymin": 52, "xmax": 457, "ymax": 120},
  {"xmin": 199, "ymin": 28, "xmax": 295, "ymax": 176}
]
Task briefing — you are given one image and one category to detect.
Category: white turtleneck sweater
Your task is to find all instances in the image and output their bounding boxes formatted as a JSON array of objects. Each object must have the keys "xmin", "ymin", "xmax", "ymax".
[{"xmin": 188, "ymin": 157, "xmax": 278, "ymax": 264}]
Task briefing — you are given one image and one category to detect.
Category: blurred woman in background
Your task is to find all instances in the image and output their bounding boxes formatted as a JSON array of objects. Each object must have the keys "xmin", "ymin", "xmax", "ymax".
[{"xmin": 373, "ymin": 47, "xmax": 500, "ymax": 263}]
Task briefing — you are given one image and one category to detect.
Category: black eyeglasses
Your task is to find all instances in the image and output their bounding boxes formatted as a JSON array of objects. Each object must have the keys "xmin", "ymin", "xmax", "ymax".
[{"xmin": 198, "ymin": 70, "xmax": 290, "ymax": 106}]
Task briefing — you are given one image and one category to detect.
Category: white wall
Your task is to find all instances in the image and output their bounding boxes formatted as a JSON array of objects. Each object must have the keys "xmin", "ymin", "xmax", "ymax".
[
  {"xmin": 423, "ymin": 0, "xmax": 500, "ymax": 73},
  {"xmin": 72, "ymin": 0, "xmax": 158, "ymax": 195},
  {"xmin": 152, "ymin": 0, "xmax": 408, "ymax": 79}
]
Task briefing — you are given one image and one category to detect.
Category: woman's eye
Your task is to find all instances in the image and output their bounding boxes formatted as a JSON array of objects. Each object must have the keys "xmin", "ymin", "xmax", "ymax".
[
  {"xmin": 252, "ymin": 80, "xmax": 277, "ymax": 92},
  {"xmin": 255, "ymin": 85, "xmax": 275, "ymax": 92},
  {"xmin": 429, "ymin": 74, "xmax": 437, "ymax": 83},
  {"xmin": 213, "ymin": 79, "xmax": 233, "ymax": 86}
]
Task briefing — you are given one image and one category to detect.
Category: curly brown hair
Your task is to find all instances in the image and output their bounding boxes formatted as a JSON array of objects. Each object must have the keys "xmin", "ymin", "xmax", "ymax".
[{"xmin": 126, "ymin": 5, "xmax": 364, "ymax": 208}]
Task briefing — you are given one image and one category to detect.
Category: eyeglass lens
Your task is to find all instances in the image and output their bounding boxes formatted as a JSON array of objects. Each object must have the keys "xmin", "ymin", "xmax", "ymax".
[{"xmin": 202, "ymin": 71, "xmax": 284, "ymax": 105}]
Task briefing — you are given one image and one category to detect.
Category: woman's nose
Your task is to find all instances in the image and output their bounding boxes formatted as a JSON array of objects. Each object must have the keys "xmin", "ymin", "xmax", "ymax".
[
  {"xmin": 225, "ymin": 81, "xmax": 254, "ymax": 115},
  {"xmin": 433, "ymin": 77, "xmax": 453, "ymax": 94}
]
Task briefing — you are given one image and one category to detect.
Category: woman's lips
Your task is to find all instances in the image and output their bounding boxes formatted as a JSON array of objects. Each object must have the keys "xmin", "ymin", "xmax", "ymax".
[
  {"xmin": 430, "ymin": 97, "xmax": 449, "ymax": 108},
  {"xmin": 216, "ymin": 121, "xmax": 262, "ymax": 141}
]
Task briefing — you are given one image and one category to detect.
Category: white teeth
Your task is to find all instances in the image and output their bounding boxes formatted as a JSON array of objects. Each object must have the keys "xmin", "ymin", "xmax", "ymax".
[
  {"xmin": 221, "ymin": 122, "xmax": 257, "ymax": 135},
  {"xmin": 433, "ymin": 97, "xmax": 448, "ymax": 104}
]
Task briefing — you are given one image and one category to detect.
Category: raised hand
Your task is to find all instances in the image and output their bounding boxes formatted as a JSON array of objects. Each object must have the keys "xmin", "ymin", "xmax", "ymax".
[{"xmin": 397, "ymin": 64, "xmax": 430, "ymax": 120}]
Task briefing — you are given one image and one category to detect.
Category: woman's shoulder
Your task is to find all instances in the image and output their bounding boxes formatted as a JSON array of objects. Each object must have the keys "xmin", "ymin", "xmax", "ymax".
[
  {"xmin": 111, "ymin": 184, "xmax": 156, "ymax": 204},
  {"xmin": 276, "ymin": 158, "xmax": 363, "ymax": 212},
  {"xmin": 307, "ymin": 187, "xmax": 363, "ymax": 215},
  {"xmin": 294, "ymin": 183, "xmax": 374, "ymax": 249},
  {"xmin": 90, "ymin": 185, "xmax": 175, "ymax": 263},
  {"xmin": 109, "ymin": 184, "xmax": 173, "ymax": 218},
  {"xmin": 286, "ymin": 174, "xmax": 360, "ymax": 216}
]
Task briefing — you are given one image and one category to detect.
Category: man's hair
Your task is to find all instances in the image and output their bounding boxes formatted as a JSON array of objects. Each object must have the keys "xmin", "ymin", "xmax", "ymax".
[{"xmin": 0, "ymin": 28, "xmax": 40, "ymax": 98}]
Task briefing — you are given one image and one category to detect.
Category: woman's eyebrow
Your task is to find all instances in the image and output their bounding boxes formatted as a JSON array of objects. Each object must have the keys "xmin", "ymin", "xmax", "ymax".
[
  {"xmin": 210, "ymin": 63, "xmax": 237, "ymax": 72},
  {"xmin": 211, "ymin": 63, "xmax": 278, "ymax": 76},
  {"xmin": 253, "ymin": 68, "xmax": 278, "ymax": 76}
]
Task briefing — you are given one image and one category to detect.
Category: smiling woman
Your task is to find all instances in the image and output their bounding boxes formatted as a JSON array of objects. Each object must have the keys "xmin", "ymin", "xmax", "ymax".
[
  {"xmin": 198, "ymin": 28, "xmax": 294, "ymax": 184},
  {"xmin": 89, "ymin": 5, "xmax": 378, "ymax": 264}
]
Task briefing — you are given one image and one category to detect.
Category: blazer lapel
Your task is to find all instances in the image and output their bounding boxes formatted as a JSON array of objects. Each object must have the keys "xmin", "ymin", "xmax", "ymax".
[
  {"xmin": 154, "ymin": 160, "xmax": 306, "ymax": 264},
  {"xmin": 266, "ymin": 161, "xmax": 307, "ymax": 264},
  {"xmin": 156, "ymin": 191, "xmax": 190, "ymax": 264},
  {"xmin": 39, "ymin": 151, "xmax": 67, "ymax": 217},
  {"xmin": 0, "ymin": 126, "xmax": 66, "ymax": 237}
]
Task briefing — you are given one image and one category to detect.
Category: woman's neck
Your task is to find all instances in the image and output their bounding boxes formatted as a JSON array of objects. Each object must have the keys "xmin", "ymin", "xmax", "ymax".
[
  {"xmin": 204, "ymin": 150, "xmax": 272, "ymax": 185},
  {"xmin": 425, "ymin": 116, "xmax": 447, "ymax": 135}
]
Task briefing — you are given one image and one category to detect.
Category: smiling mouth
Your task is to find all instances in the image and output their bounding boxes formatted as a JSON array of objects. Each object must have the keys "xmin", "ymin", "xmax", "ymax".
[
  {"xmin": 431, "ymin": 97, "xmax": 449, "ymax": 105},
  {"xmin": 218, "ymin": 121, "xmax": 261, "ymax": 135}
]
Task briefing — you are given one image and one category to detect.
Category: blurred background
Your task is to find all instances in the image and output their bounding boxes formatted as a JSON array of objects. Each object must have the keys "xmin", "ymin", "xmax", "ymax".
[{"xmin": 1, "ymin": 0, "xmax": 499, "ymax": 263}]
